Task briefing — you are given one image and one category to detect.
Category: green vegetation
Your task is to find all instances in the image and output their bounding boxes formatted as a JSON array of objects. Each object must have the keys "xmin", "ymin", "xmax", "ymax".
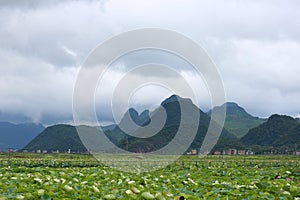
[
  {"xmin": 24, "ymin": 95, "xmax": 236, "ymax": 154},
  {"xmin": 21, "ymin": 96, "xmax": 300, "ymax": 155},
  {"xmin": 208, "ymin": 102, "xmax": 265, "ymax": 139},
  {"xmin": 0, "ymin": 154, "xmax": 299, "ymax": 199},
  {"xmin": 241, "ymin": 114, "xmax": 300, "ymax": 153},
  {"xmin": 118, "ymin": 95, "xmax": 236, "ymax": 153},
  {"xmin": 23, "ymin": 125, "xmax": 88, "ymax": 153}
]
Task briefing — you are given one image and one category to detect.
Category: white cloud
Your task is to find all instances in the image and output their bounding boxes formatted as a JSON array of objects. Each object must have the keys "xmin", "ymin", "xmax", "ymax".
[
  {"xmin": 0, "ymin": 48, "xmax": 78, "ymax": 123},
  {"xmin": 0, "ymin": 0, "xmax": 300, "ymax": 124},
  {"xmin": 217, "ymin": 38, "xmax": 300, "ymax": 117}
]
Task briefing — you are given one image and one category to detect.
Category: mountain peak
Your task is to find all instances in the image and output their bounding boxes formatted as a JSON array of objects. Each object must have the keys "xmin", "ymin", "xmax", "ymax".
[
  {"xmin": 208, "ymin": 102, "xmax": 265, "ymax": 138},
  {"xmin": 128, "ymin": 108, "xmax": 138, "ymax": 117},
  {"xmin": 121, "ymin": 108, "xmax": 150, "ymax": 127},
  {"xmin": 161, "ymin": 94, "xmax": 193, "ymax": 105},
  {"xmin": 223, "ymin": 102, "xmax": 252, "ymax": 117},
  {"xmin": 225, "ymin": 102, "xmax": 239, "ymax": 107},
  {"xmin": 209, "ymin": 102, "xmax": 251, "ymax": 118},
  {"xmin": 268, "ymin": 114, "xmax": 294, "ymax": 121}
]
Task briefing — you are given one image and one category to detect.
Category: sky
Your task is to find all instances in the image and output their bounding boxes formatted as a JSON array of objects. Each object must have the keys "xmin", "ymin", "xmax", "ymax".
[{"xmin": 0, "ymin": 0, "xmax": 300, "ymax": 125}]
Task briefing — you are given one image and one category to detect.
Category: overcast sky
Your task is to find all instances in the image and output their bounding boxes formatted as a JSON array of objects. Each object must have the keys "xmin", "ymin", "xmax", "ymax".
[{"xmin": 0, "ymin": 0, "xmax": 300, "ymax": 125}]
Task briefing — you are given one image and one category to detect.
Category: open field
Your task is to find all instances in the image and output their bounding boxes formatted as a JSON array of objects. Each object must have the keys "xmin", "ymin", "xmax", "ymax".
[{"xmin": 0, "ymin": 154, "xmax": 299, "ymax": 199}]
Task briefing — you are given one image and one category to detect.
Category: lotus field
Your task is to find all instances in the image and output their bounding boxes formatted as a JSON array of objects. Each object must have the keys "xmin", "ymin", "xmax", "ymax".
[{"xmin": 0, "ymin": 154, "xmax": 299, "ymax": 199}]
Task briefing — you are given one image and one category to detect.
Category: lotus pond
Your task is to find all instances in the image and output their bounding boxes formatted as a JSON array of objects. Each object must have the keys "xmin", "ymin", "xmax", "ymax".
[{"xmin": 0, "ymin": 154, "xmax": 299, "ymax": 199}]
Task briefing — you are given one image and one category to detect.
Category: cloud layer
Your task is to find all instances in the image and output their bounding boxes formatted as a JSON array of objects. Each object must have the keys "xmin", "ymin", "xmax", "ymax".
[{"xmin": 0, "ymin": 0, "xmax": 300, "ymax": 125}]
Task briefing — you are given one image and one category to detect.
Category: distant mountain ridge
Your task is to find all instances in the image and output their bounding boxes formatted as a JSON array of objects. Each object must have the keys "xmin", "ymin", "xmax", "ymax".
[
  {"xmin": 117, "ymin": 95, "xmax": 236, "ymax": 153},
  {"xmin": 22, "ymin": 95, "xmax": 300, "ymax": 154},
  {"xmin": 241, "ymin": 114, "xmax": 300, "ymax": 149},
  {"xmin": 208, "ymin": 102, "xmax": 265, "ymax": 138},
  {"xmin": 0, "ymin": 121, "xmax": 44, "ymax": 149},
  {"xmin": 24, "ymin": 95, "xmax": 236, "ymax": 153}
]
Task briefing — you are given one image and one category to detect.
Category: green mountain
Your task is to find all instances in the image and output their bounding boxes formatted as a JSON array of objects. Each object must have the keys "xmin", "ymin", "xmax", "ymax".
[
  {"xmin": 208, "ymin": 102, "xmax": 265, "ymax": 138},
  {"xmin": 125, "ymin": 108, "xmax": 151, "ymax": 126},
  {"xmin": 100, "ymin": 108, "xmax": 152, "ymax": 145},
  {"xmin": 24, "ymin": 124, "xmax": 126, "ymax": 153},
  {"xmin": 24, "ymin": 125, "xmax": 88, "ymax": 152},
  {"xmin": 240, "ymin": 114, "xmax": 300, "ymax": 151},
  {"xmin": 0, "ymin": 121, "xmax": 44, "ymax": 149},
  {"xmin": 24, "ymin": 95, "xmax": 236, "ymax": 154},
  {"xmin": 24, "ymin": 96, "xmax": 299, "ymax": 154},
  {"xmin": 117, "ymin": 95, "xmax": 237, "ymax": 153}
]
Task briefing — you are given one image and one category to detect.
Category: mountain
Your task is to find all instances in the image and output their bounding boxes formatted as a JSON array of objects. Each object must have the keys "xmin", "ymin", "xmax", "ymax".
[
  {"xmin": 96, "ymin": 108, "xmax": 152, "ymax": 145},
  {"xmin": 101, "ymin": 124, "xmax": 117, "ymax": 132},
  {"xmin": 208, "ymin": 102, "xmax": 265, "ymax": 138},
  {"xmin": 116, "ymin": 95, "xmax": 237, "ymax": 153},
  {"xmin": 24, "ymin": 125, "xmax": 88, "ymax": 152},
  {"xmin": 25, "ymin": 96, "xmax": 299, "ymax": 155},
  {"xmin": 24, "ymin": 95, "xmax": 236, "ymax": 154},
  {"xmin": 24, "ymin": 124, "xmax": 126, "ymax": 153},
  {"xmin": 0, "ymin": 121, "xmax": 44, "ymax": 149},
  {"xmin": 118, "ymin": 108, "xmax": 151, "ymax": 130},
  {"xmin": 240, "ymin": 114, "xmax": 300, "ymax": 150}
]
